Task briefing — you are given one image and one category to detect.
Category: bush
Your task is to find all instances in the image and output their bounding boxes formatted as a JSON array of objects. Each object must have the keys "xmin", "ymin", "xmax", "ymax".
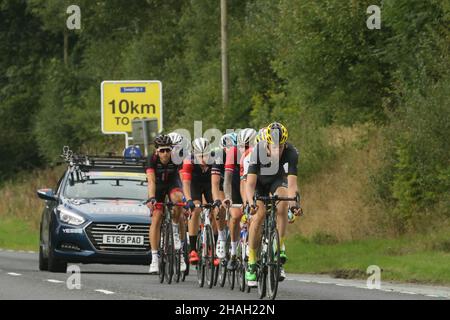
[{"xmin": 374, "ymin": 78, "xmax": 450, "ymax": 233}]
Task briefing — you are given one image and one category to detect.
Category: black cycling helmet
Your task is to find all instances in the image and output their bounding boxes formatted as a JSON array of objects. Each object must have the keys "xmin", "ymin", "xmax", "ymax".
[{"xmin": 154, "ymin": 134, "xmax": 172, "ymax": 148}]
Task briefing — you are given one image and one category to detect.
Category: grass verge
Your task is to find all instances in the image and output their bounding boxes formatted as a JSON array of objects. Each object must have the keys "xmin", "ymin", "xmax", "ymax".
[
  {"xmin": 0, "ymin": 217, "xmax": 39, "ymax": 251},
  {"xmin": 285, "ymin": 230, "xmax": 450, "ymax": 285}
]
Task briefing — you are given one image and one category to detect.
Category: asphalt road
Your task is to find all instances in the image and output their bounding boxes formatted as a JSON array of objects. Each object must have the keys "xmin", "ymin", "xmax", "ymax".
[{"xmin": 0, "ymin": 249, "xmax": 448, "ymax": 300}]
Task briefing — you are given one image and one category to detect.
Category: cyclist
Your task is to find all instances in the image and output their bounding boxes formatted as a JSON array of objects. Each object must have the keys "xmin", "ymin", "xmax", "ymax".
[
  {"xmin": 146, "ymin": 134, "xmax": 186, "ymax": 274},
  {"xmin": 211, "ymin": 132, "xmax": 239, "ymax": 260},
  {"xmin": 181, "ymin": 138, "xmax": 219, "ymax": 265},
  {"xmin": 226, "ymin": 128, "xmax": 257, "ymax": 271},
  {"xmin": 245, "ymin": 122, "xmax": 301, "ymax": 286}
]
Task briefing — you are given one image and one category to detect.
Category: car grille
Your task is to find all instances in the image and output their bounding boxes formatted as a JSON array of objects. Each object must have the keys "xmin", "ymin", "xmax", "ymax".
[{"xmin": 86, "ymin": 223, "xmax": 150, "ymax": 253}]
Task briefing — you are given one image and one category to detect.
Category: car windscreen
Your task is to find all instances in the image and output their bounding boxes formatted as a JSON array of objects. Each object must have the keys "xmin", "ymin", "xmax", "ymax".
[{"xmin": 63, "ymin": 172, "xmax": 148, "ymax": 201}]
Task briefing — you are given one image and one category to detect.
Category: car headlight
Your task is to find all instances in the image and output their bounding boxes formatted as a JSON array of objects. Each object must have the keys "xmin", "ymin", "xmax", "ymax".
[{"xmin": 58, "ymin": 207, "xmax": 85, "ymax": 226}]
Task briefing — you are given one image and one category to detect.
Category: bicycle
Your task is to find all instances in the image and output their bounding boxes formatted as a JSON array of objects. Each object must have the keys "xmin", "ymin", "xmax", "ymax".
[
  {"xmin": 194, "ymin": 203, "xmax": 216, "ymax": 289},
  {"xmin": 217, "ymin": 204, "xmax": 243, "ymax": 290},
  {"xmin": 146, "ymin": 200, "xmax": 185, "ymax": 285},
  {"xmin": 180, "ymin": 216, "xmax": 190, "ymax": 282},
  {"xmin": 237, "ymin": 206, "xmax": 251, "ymax": 293},
  {"xmin": 253, "ymin": 193, "xmax": 300, "ymax": 300}
]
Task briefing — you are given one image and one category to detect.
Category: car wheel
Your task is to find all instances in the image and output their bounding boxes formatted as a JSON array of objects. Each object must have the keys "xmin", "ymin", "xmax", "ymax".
[
  {"xmin": 39, "ymin": 244, "xmax": 48, "ymax": 271},
  {"xmin": 47, "ymin": 230, "xmax": 67, "ymax": 273}
]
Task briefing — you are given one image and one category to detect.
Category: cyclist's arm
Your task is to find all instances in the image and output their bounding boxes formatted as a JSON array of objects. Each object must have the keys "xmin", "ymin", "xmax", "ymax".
[
  {"xmin": 146, "ymin": 169, "xmax": 156, "ymax": 199},
  {"xmin": 287, "ymin": 175, "xmax": 298, "ymax": 200},
  {"xmin": 240, "ymin": 179, "xmax": 247, "ymax": 204},
  {"xmin": 181, "ymin": 159, "xmax": 193, "ymax": 200},
  {"xmin": 287, "ymin": 145, "xmax": 300, "ymax": 207},
  {"xmin": 223, "ymin": 147, "xmax": 236, "ymax": 202},
  {"xmin": 246, "ymin": 148, "xmax": 259, "ymax": 206},
  {"xmin": 223, "ymin": 171, "xmax": 233, "ymax": 201},
  {"xmin": 211, "ymin": 173, "xmax": 222, "ymax": 201},
  {"xmin": 245, "ymin": 173, "xmax": 257, "ymax": 206}
]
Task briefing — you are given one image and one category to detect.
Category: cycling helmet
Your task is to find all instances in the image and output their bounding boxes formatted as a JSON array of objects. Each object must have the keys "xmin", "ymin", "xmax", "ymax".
[
  {"xmin": 167, "ymin": 132, "xmax": 183, "ymax": 146},
  {"xmin": 154, "ymin": 134, "xmax": 172, "ymax": 148},
  {"xmin": 192, "ymin": 137, "xmax": 210, "ymax": 155},
  {"xmin": 266, "ymin": 122, "xmax": 288, "ymax": 145},
  {"xmin": 237, "ymin": 128, "xmax": 257, "ymax": 147},
  {"xmin": 255, "ymin": 127, "xmax": 267, "ymax": 143},
  {"xmin": 220, "ymin": 132, "xmax": 238, "ymax": 148}
]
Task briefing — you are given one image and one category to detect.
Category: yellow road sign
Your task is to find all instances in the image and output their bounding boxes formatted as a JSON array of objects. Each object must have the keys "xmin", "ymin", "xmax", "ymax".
[{"xmin": 101, "ymin": 81, "xmax": 162, "ymax": 134}]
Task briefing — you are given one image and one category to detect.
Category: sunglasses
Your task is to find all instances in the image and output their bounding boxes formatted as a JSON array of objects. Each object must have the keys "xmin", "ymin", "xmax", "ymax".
[{"xmin": 157, "ymin": 148, "xmax": 172, "ymax": 153}]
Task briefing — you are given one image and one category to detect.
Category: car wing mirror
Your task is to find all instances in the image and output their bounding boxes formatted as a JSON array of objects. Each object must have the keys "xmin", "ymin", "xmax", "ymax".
[{"xmin": 37, "ymin": 188, "xmax": 58, "ymax": 202}]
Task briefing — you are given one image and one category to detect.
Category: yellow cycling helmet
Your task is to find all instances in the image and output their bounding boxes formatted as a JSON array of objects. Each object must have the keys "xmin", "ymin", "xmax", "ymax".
[
  {"xmin": 266, "ymin": 122, "xmax": 288, "ymax": 145},
  {"xmin": 255, "ymin": 128, "xmax": 267, "ymax": 144}
]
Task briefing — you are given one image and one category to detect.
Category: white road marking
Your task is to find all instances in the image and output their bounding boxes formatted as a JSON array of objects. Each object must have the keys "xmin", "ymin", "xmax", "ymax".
[
  {"xmin": 7, "ymin": 250, "xmax": 14, "ymax": 253},
  {"xmin": 95, "ymin": 289, "xmax": 115, "ymax": 295},
  {"xmin": 335, "ymin": 283, "xmax": 352, "ymax": 287},
  {"xmin": 47, "ymin": 279, "xmax": 64, "ymax": 284},
  {"xmin": 7, "ymin": 272, "xmax": 22, "ymax": 276},
  {"xmin": 28, "ymin": 251, "xmax": 35, "ymax": 254},
  {"xmin": 400, "ymin": 291, "xmax": 418, "ymax": 295},
  {"xmin": 290, "ymin": 276, "xmax": 449, "ymax": 299}
]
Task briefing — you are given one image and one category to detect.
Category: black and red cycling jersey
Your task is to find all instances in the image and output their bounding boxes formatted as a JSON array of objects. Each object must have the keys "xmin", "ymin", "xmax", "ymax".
[
  {"xmin": 145, "ymin": 152, "xmax": 183, "ymax": 202},
  {"xmin": 181, "ymin": 152, "xmax": 216, "ymax": 202},
  {"xmin": 212, "ymin": 147, "xmax": 242, "ymax": 203},
  {"xmin": 180, "ymin": 153, "xmax": 215, "ymax": 185},
  {"xmin": 145, "ymin": 152, "xmax": 181, "ymax": 184}
]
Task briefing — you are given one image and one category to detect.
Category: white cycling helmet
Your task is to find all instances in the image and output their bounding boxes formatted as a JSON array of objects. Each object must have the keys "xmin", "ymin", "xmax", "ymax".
[
  {"xmin": 238, "ymin": 128, "xmax": 257, "ymax": 147},
  {"xmin": 168, "ymin": 132, "xmax": 183, "ymax": 146},
  {"xmin": 168, "ymin": 132, "xmax": 191, "ymax": 152},
  {"xmin": 192, "ymin": 137, "xmax": 210, "ymax": 155}
]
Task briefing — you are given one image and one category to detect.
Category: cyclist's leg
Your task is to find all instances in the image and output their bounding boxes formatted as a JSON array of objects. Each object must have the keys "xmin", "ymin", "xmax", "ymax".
[
  {"xmin": 212, "ymin": 190, "xmax": 225, "ymax": 236},
  {"xmin": 247, "ymin": 200, "xmax": 266, "ymax": 261},
  {"xmin": 188, "ymin": 183, "xmax": 203, "ymax": 263},
  {"xmin": 149, "ymin": 187, "xmax": 166, "ymax": 273},
  {"xmin": 227, "ymin": 207, "xmax": 242, "ymax": 270},
  {"xmin": 271, "ymin": 179, "xmax": 289, "ymax": 260},
  {"xmin": 228, "ymin": 182, "xmax": 242, "ymax": 261}
]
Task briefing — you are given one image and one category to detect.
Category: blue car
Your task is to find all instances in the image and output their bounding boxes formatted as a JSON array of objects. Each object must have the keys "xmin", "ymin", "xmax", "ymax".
[{"xmin": 37, "ymin": 155, "xmax": 152, "ymax": 272}]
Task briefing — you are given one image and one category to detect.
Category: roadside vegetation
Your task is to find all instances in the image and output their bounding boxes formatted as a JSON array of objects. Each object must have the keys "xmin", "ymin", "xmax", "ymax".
[{"xmin": 0, "ymin": 1, "xmax": 448, "ymax": 283}]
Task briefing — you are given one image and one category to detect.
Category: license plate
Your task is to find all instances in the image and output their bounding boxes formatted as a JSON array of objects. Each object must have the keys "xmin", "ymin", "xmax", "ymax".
[{"xmin": 102, "ymin": 235, "xmax": 144, "ymax": 246}]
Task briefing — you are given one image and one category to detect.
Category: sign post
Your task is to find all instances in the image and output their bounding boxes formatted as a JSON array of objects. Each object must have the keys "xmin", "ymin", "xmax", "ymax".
[
  {"xmin": 131, "ymin": 119, "xmax": 159, "ymax": 156},
  {"xmin": 101, "ymin": 80, "xmax": 162, "ymax": 148}
]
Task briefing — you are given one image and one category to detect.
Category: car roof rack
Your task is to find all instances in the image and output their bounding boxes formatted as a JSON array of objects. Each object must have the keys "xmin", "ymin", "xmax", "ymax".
[{"xmin": 61, "ymin": 146, "xmax": 146, "ymax": 173}]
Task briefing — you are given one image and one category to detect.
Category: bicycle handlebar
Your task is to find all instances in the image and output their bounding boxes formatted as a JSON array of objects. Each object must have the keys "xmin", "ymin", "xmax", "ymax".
[
  {"xmin": 255, "ymin": 194, "xmax": 300, "ymax": 203},
  {"xmin": 143, "ymin": 199, "xmax": 186, "ymax": 207}
]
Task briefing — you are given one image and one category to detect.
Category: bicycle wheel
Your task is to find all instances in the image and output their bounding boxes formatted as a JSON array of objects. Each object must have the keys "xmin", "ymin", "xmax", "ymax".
[
  {"xmin": 181, "ymin": 238, "xmax": 189, "ymax": 282},
  {"xmin": 196, "ymin": 229, "xmax": 205, "ymax": 287},
  {"xmin": 267, "ymin": 228, "xmax": 281, "ymax": 300},
  {"xmin": 164, "ymin": 222, "xmax": 174, "ymax": 284},
  {"xmin": 219, "ymin": 231, "xmax": 230, "ymax": 288},
  {"xmin": 204, "ymin": 225, "xmax": 215, "ymax": 289},
  {"xmin": 237, "ymin": 243, "xmax": 245, "ymax": 292},
  {"xmin": 257, "ymin": 237, "xmax": 267, "ymax": 299},
  {"xmin": 174, "ymin": 248, "xmax": 181, "ymax": 283},
  {"xmin": 158, "ymin": 222, "xmax": 166, "ymax": 284}
]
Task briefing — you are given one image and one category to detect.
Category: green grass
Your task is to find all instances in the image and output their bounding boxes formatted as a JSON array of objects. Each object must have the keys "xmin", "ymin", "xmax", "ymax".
[
  {"xmin": 0, "ymin": 217, "xmax": 39, "ymax": 251},
  {"xmin": 285, "ymin": 231, "xmax": 450, "ymax": 285}
]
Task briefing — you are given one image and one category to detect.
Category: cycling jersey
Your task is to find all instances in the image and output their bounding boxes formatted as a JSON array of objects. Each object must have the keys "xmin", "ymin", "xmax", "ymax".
[
  {"xmin": 212, "ymin": 147, "xmax": 242, "ymax": 204},
  {"xmin": 247, "ymin": 142, "xmax": 299, "ymax": 196},
  {"xmin": 239, "ymin": 147, "xmax": 253, "ymax": 180},
  {"xmin": 146, "ymin": 152, "xmax": 183, "ymax": 202},
  {"xmin": 181, "ymin": 153, "xmax": 215, "ymax": 203}
]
